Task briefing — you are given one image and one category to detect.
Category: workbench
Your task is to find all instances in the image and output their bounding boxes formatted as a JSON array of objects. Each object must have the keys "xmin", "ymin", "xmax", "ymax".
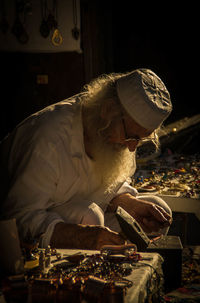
[{"xmin": 1, "ymin": 249, "xmax": 164, "ymax": 303}]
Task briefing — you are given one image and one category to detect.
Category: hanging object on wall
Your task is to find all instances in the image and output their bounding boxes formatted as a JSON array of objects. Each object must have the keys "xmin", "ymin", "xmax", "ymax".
[
  {"xmin": 12, "ymin": 0, "xmax": 29, "ymax": 44},
  {"xmin": 0, "ymin": 0, "xmax": 81, "ymax": 52},
  {"xmin": 51, "ymin": 27, "xmax": 62, "ymax": 46},
  {"xmin": 24, "ymin": 0, "xmax": 32, "ymax": 16},
  {"xmin": 39, "ymin": 0, "xmax": 62, "ymax": 46},
  {"xmin": 71, "ymin": 0, "xmax": 80, "ymax": 40},
  {"xmin": 46, "ymin": 0, "xmax": 56, "ymax": 30},
  {"xmin": 39, "ymin": 0, "xmax": 50, "ymax": 38},
  {"xmin": 50, "ymin": 0, "xmax": 63, "ymax": 46},
  {"xmin": 0, "ymin": 0, "xmax": 9, "ymax": 34}
]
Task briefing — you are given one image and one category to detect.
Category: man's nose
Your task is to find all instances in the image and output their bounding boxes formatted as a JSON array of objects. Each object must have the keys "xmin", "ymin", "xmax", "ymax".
[{"xmin": 124, "ymin": 140, "xmax": 139, "ymax": 152}]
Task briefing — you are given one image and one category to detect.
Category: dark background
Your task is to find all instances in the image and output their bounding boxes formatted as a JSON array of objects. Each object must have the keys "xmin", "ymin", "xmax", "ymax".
[{"xmin": 0, "ymin": 1, "xmax": 198, "ymax": 139}]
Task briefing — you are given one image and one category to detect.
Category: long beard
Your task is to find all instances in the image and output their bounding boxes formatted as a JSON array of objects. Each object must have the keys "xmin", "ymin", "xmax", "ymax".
[{"xmin": 91, "ymin": 135, "xmax": 136, "ymax": 193}]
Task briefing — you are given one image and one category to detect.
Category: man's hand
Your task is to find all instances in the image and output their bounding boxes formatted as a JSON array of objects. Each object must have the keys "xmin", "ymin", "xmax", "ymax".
[
  {"xmin": 50, "ymin": 222, "xmax": 125, "ymax": 250},
  {"xmin": 109, "ymin": 193, "xmax": 172, "ymax": 233}
]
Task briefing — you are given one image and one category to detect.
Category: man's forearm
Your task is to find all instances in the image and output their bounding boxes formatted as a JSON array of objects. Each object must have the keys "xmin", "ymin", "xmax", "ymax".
[
  {"xmin": 50, "ymin": 222, "xmax": 124, "ymax": 250},
  {"xmin": 50, "ymin": 222, "xmax": 94, "ymax": 249}
]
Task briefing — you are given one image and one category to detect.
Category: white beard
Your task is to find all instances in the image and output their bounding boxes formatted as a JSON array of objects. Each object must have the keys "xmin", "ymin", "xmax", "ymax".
[{"xmin": 91, "ymin": 136, "xmax": 136, "ymax": 193}]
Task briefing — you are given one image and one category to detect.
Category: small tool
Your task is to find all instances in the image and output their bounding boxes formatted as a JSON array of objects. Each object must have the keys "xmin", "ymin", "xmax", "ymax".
[{"xmin": 115, "ymin": 206, "xmax": 150, "ymax": 251}]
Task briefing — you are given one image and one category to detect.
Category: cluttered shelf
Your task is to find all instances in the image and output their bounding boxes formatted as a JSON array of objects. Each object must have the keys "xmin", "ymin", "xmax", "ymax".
[
  {"xmin": 134, "ymin": 152, "xmax": 200, "ymax": 200},
  {"xmin": 130, "ymin": 114, "xmax": 200, "ymax": 301},
  {"xmin": 133, "ymin": 114, "xmax": 200, "ymax": 246},
  {"xmin": 133, "ymin": 151, "xmax": 200, "ymax": 246}
]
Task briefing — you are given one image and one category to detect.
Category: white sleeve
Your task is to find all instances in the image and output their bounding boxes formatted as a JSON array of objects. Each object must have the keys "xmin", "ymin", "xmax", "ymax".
[
  {"xmin": 98, "ymin": 180, "xmax": 138, "ymax": 212},
  {"xmin": 116, "ymin": 180, "xmax": 138, "ymax": 197},
  {"xmin": 2, "ymin": 138, "xmax": 65, "ymax": 248}
]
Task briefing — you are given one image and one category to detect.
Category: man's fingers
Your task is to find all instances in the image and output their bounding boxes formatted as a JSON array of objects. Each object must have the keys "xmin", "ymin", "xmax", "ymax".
[
  {"xmin": 155, "ymin": 205, "xmax": 172, "ymax": 221},
  {"xmin": 150, "ymin": 204, "xmax": 172, "ymax": 223}
]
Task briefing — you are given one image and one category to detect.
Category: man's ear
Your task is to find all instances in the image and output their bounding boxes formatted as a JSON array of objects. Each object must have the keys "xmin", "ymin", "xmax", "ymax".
[{"xmin": 100, "ymin": 99, "xmax": 116, "ymax": 120}]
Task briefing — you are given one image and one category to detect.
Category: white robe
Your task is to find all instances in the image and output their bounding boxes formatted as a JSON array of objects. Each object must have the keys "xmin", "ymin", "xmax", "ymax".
[{"xmin": 0, "ymin": 95, "xmax": 137, "ymax": 247}]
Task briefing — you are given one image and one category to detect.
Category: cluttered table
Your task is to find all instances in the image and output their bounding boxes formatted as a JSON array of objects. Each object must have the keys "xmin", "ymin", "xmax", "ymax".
[
  {"xmin": 1, "ymin": 247, "xmax": 164, "ymax": 303},
  {"xmin": 123, "ymin": 251, "xmax": 163, "ymax": 303}
]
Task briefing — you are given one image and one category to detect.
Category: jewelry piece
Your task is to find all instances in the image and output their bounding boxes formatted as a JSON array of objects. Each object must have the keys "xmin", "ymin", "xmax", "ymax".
[{"xmin": 52, "ymin": 28, "xmax": 63, "ymax": 46}]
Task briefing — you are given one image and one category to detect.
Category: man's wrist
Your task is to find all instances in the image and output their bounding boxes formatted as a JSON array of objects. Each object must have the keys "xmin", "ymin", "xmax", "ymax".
[{"xmin": 107, "ymin": 192, "xmax": 134, "ymax": 212}]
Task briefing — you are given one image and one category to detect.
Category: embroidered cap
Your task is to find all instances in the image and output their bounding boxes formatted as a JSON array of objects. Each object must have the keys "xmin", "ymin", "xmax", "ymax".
[{"xmin": 116, "ymin": 68, "xmax": 172, "ymax": 130}]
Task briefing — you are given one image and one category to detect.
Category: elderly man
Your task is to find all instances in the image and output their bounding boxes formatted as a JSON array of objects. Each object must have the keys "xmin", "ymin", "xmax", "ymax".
[{"xmin": 0, "ymin": 68, "xmax": 172, "ymax": 250}]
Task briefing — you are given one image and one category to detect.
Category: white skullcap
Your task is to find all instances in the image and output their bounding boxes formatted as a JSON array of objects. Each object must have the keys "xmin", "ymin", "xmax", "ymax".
[{"xmin": 116, "ymin": 68, "xmax": 172, "ymax": 130}]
